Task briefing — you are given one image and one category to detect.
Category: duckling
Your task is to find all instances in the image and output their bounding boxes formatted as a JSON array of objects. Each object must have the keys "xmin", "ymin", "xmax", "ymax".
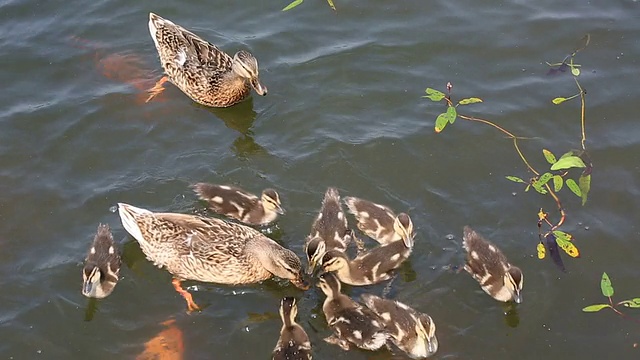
[
  {"xmin": 361, "ymin": 294, "xmax": 438, "ymax": 359},
  {"xmin": 147, "ymin": 13, "xmax": 267, "ymax": 107},
  {"xmin": 317, "ymin": 273, "xmax": 388, "ymax": 351},
  {"xmin": 344, "ymin": 196, "xmax": 415, "ymax": 247},
  {"xmin": 117, "ymin": 203, "xmax": 307, "ymax": 311},
  {"xmin": 272, "ymin": 297, "xmax": 313, "ymax": 360},
  {"xmin": 193, "ymin": 183, "xmax": 284, "ymax": 226},
  {"xmin": 82, "ymin": 224, "xmax": 121, "ymax": 298},
  {"xmin": 462, "ymin": 226, "xmax": 523, "ymax": 303},
  {"xmin": 304, "ymin": 188, "xmax": 351, "ymax": 274},
  {"xmin": 320, "ymin": 232, "xmax": 413, "ymax": 286}
]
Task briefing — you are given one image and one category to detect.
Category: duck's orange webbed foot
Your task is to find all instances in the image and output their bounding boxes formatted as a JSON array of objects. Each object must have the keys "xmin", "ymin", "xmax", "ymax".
[
  {"xmin": 146, "ymin": 76, "xmax": 169, "ymax": 103},
  {"xmin": 172, "ymin": 278, "xmax": 201, "ymax": 313}
]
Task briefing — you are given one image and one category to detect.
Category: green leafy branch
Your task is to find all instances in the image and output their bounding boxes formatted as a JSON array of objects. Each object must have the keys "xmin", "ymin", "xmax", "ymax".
[
  {"xmin": 424, "ymin": 35, "xmax": 593, "ymax": 271},
  {"xmin": 282, "ymin": 0, "xmax": 336, "ymax": 11},
  {"xmin": 583, "ymin": 273, "xmax": 640, "ymax": 321}
]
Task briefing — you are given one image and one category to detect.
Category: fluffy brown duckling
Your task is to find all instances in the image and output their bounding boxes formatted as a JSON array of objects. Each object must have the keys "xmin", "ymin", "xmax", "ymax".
[
  {"xmin": 304, "ymin": 187, "xmax": 351, "ymax": 274},
  {"xmin": 344, "ymin": 196, "xmax": 414, "ymax": 247},
  {"xmin": 82, "ymin": 224, "xmax": 121, "ymax": 298},
  {"xmin": 317, "ymin": 273, "xmax": 388, "ymax": 351},
  {"xmin": 462, "ymin": 226, "xmax": 523, "ymax": 303},
  {"xmin": 193, "ymin": 183, "xmax": 284, "ymax": 226},
  {"xmin": 272, "ymin": 297, "xmax": 313, "ymax": 360},
  {"xmin": 361, "ymin": 294, "xmax": 438, "ymax": 359}
]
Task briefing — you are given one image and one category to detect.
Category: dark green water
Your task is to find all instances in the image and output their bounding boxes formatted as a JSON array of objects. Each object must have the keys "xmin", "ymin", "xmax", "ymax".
[{"xmin": 0, "ymin": 0, "xmax": 639, "ymax": 358}]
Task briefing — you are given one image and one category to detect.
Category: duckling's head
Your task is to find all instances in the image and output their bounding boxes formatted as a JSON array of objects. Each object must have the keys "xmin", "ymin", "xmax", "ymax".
[
  {"xmin": 82, "ymin": 264, "xmax": 103, "ymax": 298},
  {"xmin": 261, "ymin": 188, "xmax": 284, "ymax": 215},
  {"xmin": 232, "ymin": 50, "xmax": 267, "ymax": 96},
  {"xmin": 279, "ymin": 297, "xmax": 298, "ymax": 326},
  {"xmin": 320, "ymin": 250, "xmax": 349, "ymax": 273},
  {"xmin": 416, "ymin": 314, "xmax": 439, "ymax": 357},
  {"xmin": 505, "ymin": 266, "xmax": 524, "ymax": 303},
  {"xmin": 393, "ymin": 213, "xmax": 415, "ymax": 248},
  {"xmin": 304, "ymin": 236, "xmax": 326, "ymax": 274},
  {"xmin": 317, "ymin": 272, "xmax": 341, "ymax": 297}
]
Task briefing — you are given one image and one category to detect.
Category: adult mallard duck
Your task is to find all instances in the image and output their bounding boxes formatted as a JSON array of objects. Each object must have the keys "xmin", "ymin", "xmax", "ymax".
[
  {"xmin": 272, "ymin": 297, "xmax": 313, "ymax": 360},
  {"xmin": 462, "ymin": 226, "xmax": 523, "ymax": 303},
  {"xmin": 192, "ymin": 183, "xmax": 284, "ymax": 226},
  {"xmin": 320, "ymin": 230, "xmax": 413, "ymax": 286},
  {"xmin": 344, "ymin": 196, "xmax": 414, "ymax": 247},
  {"xmin": 361, "ymin": 294, "xmax": 438, "ymax": 359},
  {"xmin": 117, "ymin": 203, "xmax": 307, "ymax": 311},
  {"xmin": 146, "ymin": 12, "xmax": 267, "ymax": 107},
  {"xmin": 304, "ymin": 188, "xmax": 352, "ymax": 274},
  {"xmin": 82, "ymin": 224, "xmax": 121, "ymax": 298},
  {"xmin": 317, "ymin": 273, "xmax": 388, "ymax": 351}
]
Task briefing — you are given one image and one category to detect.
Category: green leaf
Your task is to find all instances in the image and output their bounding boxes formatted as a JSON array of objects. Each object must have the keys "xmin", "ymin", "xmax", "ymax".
[
  {"xmin": 552, "ymin": 230, "xmax": 573, "ymax": 242},
  {"xmin": 424, "ymin": 88, "xmax": 445, "ymax": 101},
  {"xmin": 571, "ymin": 66, "xmax": 581, "ymax": 76},
  {"xmin": 282, "ymin": 0, "xmax": 304, "ymax": 11},
  {"xmin": 434, "ymin": 113, "xmax": 449, "ymax": 133},
  {"xmin": 553, "ymin": 175, "xmax": 563, "ymax": 192},
  {"xmin": 542, "ymin": 149, "xmax": 557, "ymax": 164},
  {"xmin": 566, "ymin": 178, "xmax": 582, "ymax": 197},
  {"xmin": 524, "ymin": 184, "xmax": 530, "ymax": 192},
  {"xmin": 552, "ymin": 97, "xmax": 567, "ymax": 105},
  {"xmin": 505, "ymin": 176, "xmax": 525, "ymax": 183},
  {"xmin": 582, "ymin": 304, "xmax": 611, "ymax": 312},
  {"xmin": 326, "ymin": 0, "xmax": 336, "ymax": 10},
  {"xmin": 579, "ymin": 173, "xmax": 591, "ymax": 205},
  {"xmin": 446, "ymin": 105, "xmax": 457, "ymax": 124},
  {"xmin": 550, "ymin": 156, "xmax": 586, "ymax": 171},
  {"xmin": 458, "ymin": 97, "xmax": 483, "ymax": 105},
  {"xmin": 531, "ymin": 179, "xmax": 548, "ymax": 194},
  {"xmin": 538, "ymin": 172, "xmax": 553, "ymax": 186},
  {"xmin": 555, "ymin": 235, "xmax": 580, "ymax": 257},
  {"xmin": 601, "ymin": 272, "xmax": 614, "ymax": 297},
  {"xmin": 620, "ymin": 298, "xmax": 640, "ymax": 308}
]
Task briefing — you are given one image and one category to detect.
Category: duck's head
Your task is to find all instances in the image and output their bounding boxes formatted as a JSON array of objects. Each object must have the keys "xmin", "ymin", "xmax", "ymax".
[
  {"xmin": 317, "ymin": 272, "xmax": 341, "ymax": 297},
  {"xmin": 232, "ymin": 50, "xmax": 267, "ymax": 96},
  {"xmin": 271, "ymin": 249, "xmax": 309, "ymax": 290},
  {"xmin": 320, "ymin": 249, "xmax": 349, "ymax": 273},
  {"xmin": 505, "ymin": 266, "xmax": 524, "ymax": 303},
  {"xmin": 261, "ymin": 188, "xmax": 284, "ymax": 215},
  {"xmin": 82, "ymin": 265, "xmax": 102, "ymax": 298},
  {"xmin": 416, "ymin": 314, "xmax": 439, "ymax": 357},
  {"xmin": 304, "ymin": 236, "xmax": 326, "ymax": 274},
  {"xmin": 393, "ymin": 213, "xmax": 415, "ymax": 248}
]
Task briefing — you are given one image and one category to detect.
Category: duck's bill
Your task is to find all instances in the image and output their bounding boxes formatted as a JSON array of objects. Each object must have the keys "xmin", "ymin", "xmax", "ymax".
[
  {"xmin": 82, "ymin": 281, "xmax": 93, "ymax": 296},
  {"xmin": 251, "ymin": 79, "xmax": 267, "ymax": 96},
  {"xmin": 291, "ymin": 277, "xmax": 310, "ymax": 290},
  {"xmin": 427, "ymin": 336, "xmax": 439, "ymax": 355},
  {"xmin": 513, "ymin": 293, "xmax": 523, "ymax": 304},
  {"xmin": 275, "ymin": 204, "xmax": 285, "ymax": 215}
]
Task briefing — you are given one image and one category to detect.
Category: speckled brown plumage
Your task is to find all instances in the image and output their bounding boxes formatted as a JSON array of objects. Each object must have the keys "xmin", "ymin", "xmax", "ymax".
[
  {"xmin": 361, "ymin": 294, "xmax": 438, "ymax": 359},
  {"xmin": 148, "ymin": 12, "xmax": 266, "ymax": 107},
  {"xmin": 272, "ymin": 297, "xmax": 312, "ymax": 360},
  {"xmin": 344, "ymin": 196, "xmax": 414, "ymax": 247},
  {"xmin": 82, "ymin": 223, "xmax": 121, "ymax": 298}
]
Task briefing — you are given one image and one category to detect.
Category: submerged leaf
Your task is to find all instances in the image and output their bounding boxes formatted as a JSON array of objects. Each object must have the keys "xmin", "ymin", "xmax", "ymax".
[
  {"xmin": 542, "ymin": 149, "xmax": 557, "ymax": 164},
  {"xmin": 620, "ymin": 298, "xmax": 640, "ymax": 308},
  {"xmin": 537, "ymin": 242, "xmax": 546, "ymax": 259},
  {"xmin": 552, "ymin": 97, "xmax": 567, "ymax": 105},
  {"xmin": 579, "ymin": 173, "xmax": 591, "ymax": 205},
  {"xmin": 282, "ymin": 0, "xmax": 304, "ymax": 11},
  {"xmin": 566, "ymin": 178, "xmax": 582, "ymax": 197},
  {"xmin": 506, "ymin": 175, "xmax": 525, "ymax": 183},
  {"xmin": 545, "ymin": 233, "xmax": 565, "ymax": 272},
  {"xmin": 458, "ymin": 97, "xmax": 483, "ymax": 105},
  {"xmin": 601, "ymin": 272, "xmax": 614, "ymax": 297},
  {"xmin": 582, "ymin": 304, "xmax": 611, "ymax": 312},
  {"xmin": 424, "ymin": 88, "xmax": 446, "ymax": 101},
  {"xmin": 550, "ymin": 156, "xmax": 586, "ymax": 170},
  {"xmin": 553, "ymin": 175, "xmax": 563, "ymax": 192}
]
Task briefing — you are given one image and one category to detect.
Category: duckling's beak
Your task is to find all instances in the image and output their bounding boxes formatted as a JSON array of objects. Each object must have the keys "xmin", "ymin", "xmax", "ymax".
[
  {"xmin": 427, "ymin": 335, "xmax": 439, "ymax": 355},
  {"xmin": 514, "ymin": 292, "xmax": 523, "ymax": 304},
  {"xmin": 251, "ymin": 78, "xmax": 267, "ymax": 96},
  {"xmin": 275, "ymin": 204, "xmax": 285, "ymax": 215},
  {"xmin": 306, "ymin": 258, "xmax": 318, "ymax": 275},
  {"xmin": 82, "ymin": 281, "xmax": 93, "ymax": 296}
]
